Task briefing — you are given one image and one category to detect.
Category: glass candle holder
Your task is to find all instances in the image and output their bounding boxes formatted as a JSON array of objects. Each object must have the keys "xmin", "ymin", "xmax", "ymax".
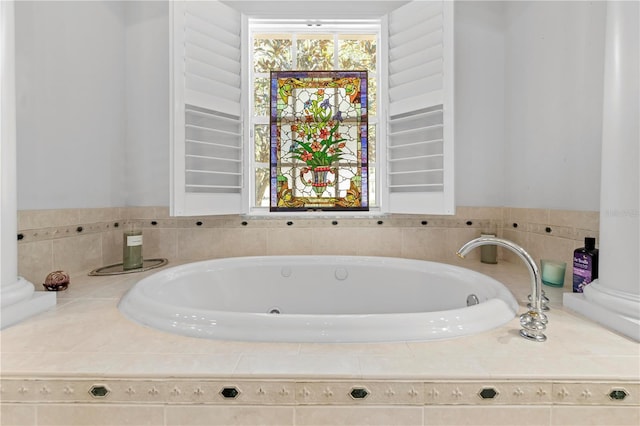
[
  {"xmin": 123, "ymin": 226, "xmax": 143, "ymax": 270},
  {"xmin": 540, "ymin": 259, "xmax": 567, "ymax": 287}
]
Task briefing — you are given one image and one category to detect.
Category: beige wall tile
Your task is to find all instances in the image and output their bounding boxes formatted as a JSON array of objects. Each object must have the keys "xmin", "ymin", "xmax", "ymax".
[
  {"xmin": 506, "ymin": 207, "xmax": 550, "ymax": 225},
  {"xmin": 17, "ymin": 241, "xmax": 53, "ymax": 286},
  {"xmin": 124, "ymin": 206, "xmax": 170, "ymax": 220},
  {"xmin": 18, "ymin": 209, "xmax": 78, "ymax": 229},
  {"xmin": 17, "ymin": 210, "xmax": 45, "ymax": 230},
  {"xmin": 456, "ymin": 206, "xmax": 504, "ymax": 221},
  {"xmin": 52, "ymin": 234, "xmax": 102, "ymax": 275},
  {"xmin": 166, "ymin": 405, "xmax": 294, "ymax": 425},
  {"xmin": 102, "ymin": 229, "xmax": 123, "ymax": 265},
  {"xmin": 528, "ymin": 234, "xmax": 577, "ymax": 286},
  {"xmin": 356, "ymin": 227, "xmax": 403, "ymax": 257},
  {"xmin": 267, "ymin": 227, "xmax": 314, "ymax": 255},
  {"xmin": 551, "ymin": 406, "xmax": 640, "ymax": 426},
  {"xmin": 139, "ymin": 227, "xmax": 177, "ymax": 260},
  {"xmin": 36, "ymin": 404, "xmax": 164, "ymax": 426},
  {"xmin": 221, "ymin": 227, "xmax": 268, "ymax": 257},
  {"xmin": 310, "ymin": 227, "xmax": 360, "ymax": 255},
  {"xmin": 549, "ymin": 209, "xmax": 599, "ymax": 232},
  {"xmin": 176, "ymin": 227, "xmax": 225, "ymax": 260},
  {"xmin": 0, "ymin": 404, "xmax": 36, "ymax": 426},
  {"xmin": 401, "ymin": 227, "xmax": 449, "ymax": 261},
  {"xmin": 75, "ymin": 207, "xmax": 122, "ymax": 224},
  {"xmin": 500, "ymin": 228, "xmax": 530, "ymax": 263},
  {"xmin": 424, "ymin": 406, "xmax": 551, "ymax": 425},
  {"xmin": 18, "ymin": 208, "xmax": 123, "ymax": 230},
  {"xmin": 295, "ymin": 406, "xmax": 423, "ymax": 426},
  {"xmin": 445, "ymin": 228, "xmax": 486, "ymax": 261}
]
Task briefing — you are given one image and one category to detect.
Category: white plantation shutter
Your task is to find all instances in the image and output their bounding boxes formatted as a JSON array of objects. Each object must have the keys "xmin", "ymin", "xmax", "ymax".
[
  {"xmin": 171, "ymin": 0, "xmax": 244, "ymax": 216},
  {"xmin": 387, "ymin": 0, "xmax": 454, "ymax": 214}
]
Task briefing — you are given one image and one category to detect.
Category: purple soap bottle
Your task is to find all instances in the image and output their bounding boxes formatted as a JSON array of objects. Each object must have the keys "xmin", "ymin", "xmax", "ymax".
[{"xmin": 572, "ymin": 237, "xmax": 599, "ymax": 293}]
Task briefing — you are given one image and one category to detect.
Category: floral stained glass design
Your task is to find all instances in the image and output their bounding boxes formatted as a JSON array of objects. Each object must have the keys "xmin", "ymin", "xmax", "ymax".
[{"xmin": 270, "ymin": 71, "xmax": 368, "ymax": 211}]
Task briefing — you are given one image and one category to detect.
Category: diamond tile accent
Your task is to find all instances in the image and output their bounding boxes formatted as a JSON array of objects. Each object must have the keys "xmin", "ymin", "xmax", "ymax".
[
  {"xmin": 609, "ymin": 389, "xmax": 628, "ymax": 401},
  {"xmin": 349, "ymin": 387, "xmax": 369, "ymax": 400},
  {"xmin": 89, "ymin": 385, "xmax": 110, "ymax": 398},
  {"xmin": 479, "ymin": 387, "xmax": 499, "ymax": 400},
  {"xmin": 220, "ymin": 387, "xmax": 240, "ymax": 399}
]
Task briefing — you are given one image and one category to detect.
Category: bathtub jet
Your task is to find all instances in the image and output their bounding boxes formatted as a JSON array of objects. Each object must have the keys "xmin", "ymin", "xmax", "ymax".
[{"xmin": 118, "ymin": 256, "xmax": 519, "ymax": 343}]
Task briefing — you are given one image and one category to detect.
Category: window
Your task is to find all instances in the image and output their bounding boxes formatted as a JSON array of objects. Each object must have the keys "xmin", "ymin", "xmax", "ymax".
[
  {"xmin": 170, "ymin": 0, "xmax": 454, "ymax": 217},
  {"xmin": 269, "ymin": 70, "xmax": 370, "ymax": 211},
  {"xmin": 249, "ymin": 23, "xmax": 379, "ymax": 212}
]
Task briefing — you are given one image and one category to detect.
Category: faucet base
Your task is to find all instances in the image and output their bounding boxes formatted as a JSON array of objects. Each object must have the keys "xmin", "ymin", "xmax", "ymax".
[
  {"xmin": 519, "ymin": 310, "xmax": 547, "ymax": 342},
  {"xmin": 528, "ymin": 290, "xmax": 550, "ymax": 311},
  {"xmin": 520, "ymin": 329, "xmax": 547, "ymax": 342}
]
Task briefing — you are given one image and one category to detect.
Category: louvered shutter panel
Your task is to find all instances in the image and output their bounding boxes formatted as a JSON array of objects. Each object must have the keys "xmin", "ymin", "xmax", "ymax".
[
  {"xmin": 387, "ymin": 0, "xmax": 454, "ymax": 214},
  {"xmin": 171, "ymin": 1, "xmax": 244, "ymax": 216}
]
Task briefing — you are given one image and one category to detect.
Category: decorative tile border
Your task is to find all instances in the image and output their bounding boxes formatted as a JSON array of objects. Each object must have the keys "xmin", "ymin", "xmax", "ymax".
[
  {"xmin": 16, "ymin": 207, "xmax": 599, "ymax": 244},
  {"xmin": 1, "ymin": 378, "xmax": 636, "ymax": 407},
  {"xmin": 15, "ymin": 217, "xmax": 501, "ymax": 244}
]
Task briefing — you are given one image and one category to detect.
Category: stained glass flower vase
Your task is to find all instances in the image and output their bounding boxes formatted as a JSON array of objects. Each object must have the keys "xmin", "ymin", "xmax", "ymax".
[{"xmin": 308, "ymin": 166, "xmax": 333, "ymax": 197}]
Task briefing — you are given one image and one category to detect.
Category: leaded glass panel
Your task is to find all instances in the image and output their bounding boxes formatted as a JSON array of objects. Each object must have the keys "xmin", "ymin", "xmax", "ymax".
[
  {"xmin": 254, "ymin": 125, "xmax": 269, "ymax": 162},
  {"xmin": 253, "ymin": 36, "xmax": 292, "ymax": 72},
  {"xmin": 297, "ymin": 35, "xmax": 334, "ymax": 70},
  {"xmin": 255, "ymin": 167, "xmax": 270, "ymax": 207},
  {"xmin": 338, "ymin": 36, "xmax": 376, "ymax": 71},
  {"xmin": 270, "ymin": 71, "xmax": 368, "ymax": 211},
  {"xmin": 254, "ymin": 77, "xmax": 270, "ymax": 116}
]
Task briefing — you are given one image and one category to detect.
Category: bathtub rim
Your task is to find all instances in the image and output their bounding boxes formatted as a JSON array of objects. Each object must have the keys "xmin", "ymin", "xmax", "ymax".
[{"xmin": 118, "ymin": 255, "xmax": 520, "ymax": 343}]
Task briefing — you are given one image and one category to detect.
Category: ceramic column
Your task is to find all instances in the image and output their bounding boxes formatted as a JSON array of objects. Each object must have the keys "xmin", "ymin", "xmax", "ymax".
[
  {"xmin": 1, "ymin": 0, "xmax": 55, "ymax": 329},
  {"xmin": 564, "ymin": 1, "xmax": 640, "ymax": 341}
]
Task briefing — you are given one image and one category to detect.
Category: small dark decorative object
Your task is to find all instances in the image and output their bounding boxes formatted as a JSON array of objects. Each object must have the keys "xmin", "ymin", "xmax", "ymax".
[
  {"xmin": 220, "ymin": 387, "xmax": 240, "ymax": 399},
  {"xmin": 43, "ymin": 270, "xmax": 70, "ymax": 291},
  {"xmin": 609, "ymin": 389, "xmax": 628, "ymax": 401},
  {"xmin": 479, "ymin": 387, "xmax": 499, "ymax": 399},
  {"xmin": 89, "ymin": 385, "xmax": 110, "ymax": 398},
  {"xmin": 349, "ymin": 387, "xmax": 369, "ymax": 399}
]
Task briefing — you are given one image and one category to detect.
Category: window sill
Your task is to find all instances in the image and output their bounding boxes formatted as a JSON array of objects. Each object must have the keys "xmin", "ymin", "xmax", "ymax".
[{"xmin": 244, "ymin": 207, "xmax": 387, "ymax": 219}]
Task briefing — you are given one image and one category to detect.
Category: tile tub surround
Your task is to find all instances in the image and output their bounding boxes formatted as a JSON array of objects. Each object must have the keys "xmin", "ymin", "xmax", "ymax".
[
  {"xmin": 0, "ymin": 260, "xmax": 638, "ymax": 426},
  {"xmin": 16, "ymin": 206, "xmax": 598, "ymax": 288}
]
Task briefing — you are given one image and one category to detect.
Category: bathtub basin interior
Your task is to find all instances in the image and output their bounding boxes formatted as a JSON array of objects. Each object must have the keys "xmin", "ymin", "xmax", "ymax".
[{"xmin": 118, "ymin": 256, "xmax": 519, "ymax": 343}]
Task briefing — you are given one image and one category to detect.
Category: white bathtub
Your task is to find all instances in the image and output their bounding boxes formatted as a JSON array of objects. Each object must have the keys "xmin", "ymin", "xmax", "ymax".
[{"xmin": 118, "ymin": 256, "xmax": 519, "ymax": 343}]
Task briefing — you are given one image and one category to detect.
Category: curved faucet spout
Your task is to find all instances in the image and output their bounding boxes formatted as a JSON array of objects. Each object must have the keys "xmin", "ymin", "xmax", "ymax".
[{"xmin": 457, "ymin": 236, "xmax": 547, "ymax": 342}]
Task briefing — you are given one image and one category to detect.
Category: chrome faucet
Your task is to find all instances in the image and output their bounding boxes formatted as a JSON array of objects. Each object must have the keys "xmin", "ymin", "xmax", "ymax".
[{"xmin": 457, "ymin": 236, "xmax": 548, "ymax": 342}]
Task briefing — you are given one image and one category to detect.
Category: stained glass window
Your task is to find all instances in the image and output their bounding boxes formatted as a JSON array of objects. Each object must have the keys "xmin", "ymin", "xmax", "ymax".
[
  {"xmin": 270, "ymin": 71, "xmax": 368, "ymax": 211},
  {"xmin": 250, "ymin": 26, "xmax": 378, "ymax": 210}
]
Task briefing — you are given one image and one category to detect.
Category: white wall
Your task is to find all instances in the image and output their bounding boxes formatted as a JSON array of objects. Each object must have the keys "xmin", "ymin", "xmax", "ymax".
[
  {"xmin": 503, "ymin": 1, "xmax": 606, "ymax": 211},
  {"xmin": 15, "ymin": 1, "xmax": 127, "ymax": 210},
  {"xmin": 454, "ymin": 1, "xmax": 505, "ymax": 207},
  {"xmin": 124, "ymin": 1, "xmax": 170, "ymax": 206},
  {"xmin": 15, "ymin": 1, "xmax": 607, "ymax": 212},
  {"xmin": 125, "ymin": 1, "xmax": 170, "ymax": 206}
]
